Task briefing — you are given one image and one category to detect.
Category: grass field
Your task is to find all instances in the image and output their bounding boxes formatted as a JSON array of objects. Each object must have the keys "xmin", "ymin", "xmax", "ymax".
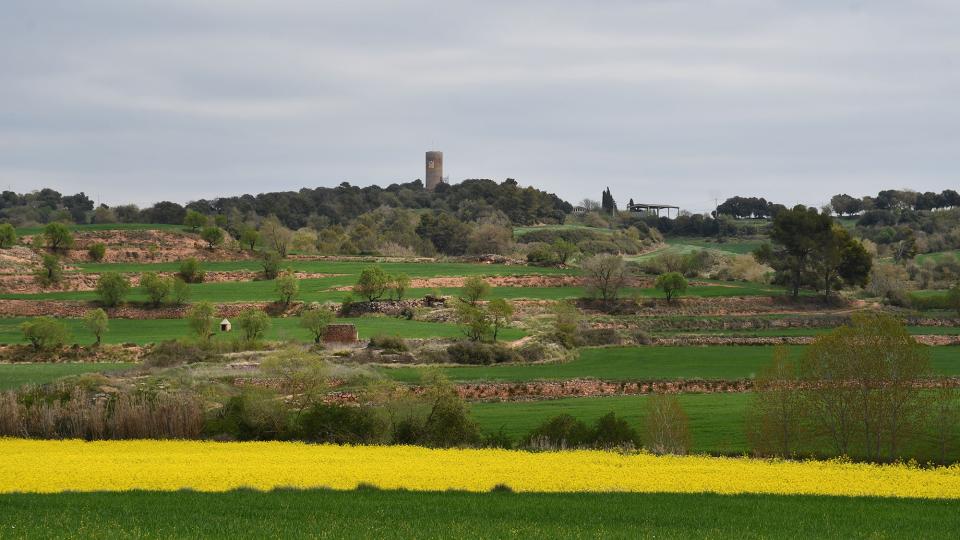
[
  {"xmin": 0, "ymin": 362, "xmax": 133, "ymax": 390},
  {"xmin": 472, "ymin": 393, "xmax": 750, "ymax": 452},
  {"xmin": 3, "ymin": 489, "xmax": 957, "ymax": 539},
  {"xmin": 382, "ymin": 345, "xmax": 960, "ymax": 383},
  {"xmin": 0, "ymin": 316, "xmax": 525, "ymax": 346},
  {"xmin": 512, "ymin": 224, "xmax": 613, "ymax": 237},
  {"xmin": 0, "ymin": 279, "xmax": 787, "ymax": 303},
  {"xmin": 915, "ymin": 250, "xmax": 960, "ymax": 265},
  {"xmin": 662, "ymin": 326, "xmax": 960, "ymax": 337}
]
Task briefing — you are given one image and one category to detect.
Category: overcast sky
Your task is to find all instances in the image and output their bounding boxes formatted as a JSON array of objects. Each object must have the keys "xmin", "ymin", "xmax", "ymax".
[{"xmin": 2, "ymin": 1, "xmax": 958, "ymax": 213}]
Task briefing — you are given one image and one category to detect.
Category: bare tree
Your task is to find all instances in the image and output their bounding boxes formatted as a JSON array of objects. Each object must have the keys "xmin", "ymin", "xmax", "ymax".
[
  {"xmin": 581, "ymin": 254, "xmax": 629, "ymax": 304},
  {"xmin": 746, "ymin": 347, "xmax": 804, "ymax": 457},
  {"xmin": 260, "ymin": 215, "xmax": 293, "ymax": 257},
  {"xmin": 643, "ymin": 393, "xmax": 691, "ymax": 455}
]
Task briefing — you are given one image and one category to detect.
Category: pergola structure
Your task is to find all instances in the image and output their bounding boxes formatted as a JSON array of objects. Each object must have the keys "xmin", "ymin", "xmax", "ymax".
[{"xmin": 628, "ymin": 203, "xmax": 680, "ymax": 218}]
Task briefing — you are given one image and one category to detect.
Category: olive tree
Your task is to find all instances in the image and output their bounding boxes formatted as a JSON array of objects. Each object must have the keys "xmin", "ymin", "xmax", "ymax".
[
  {"xmin": 21, "ymin": 317, "xmax": 70, "ymax": 352},
  {"xmin": 43, "ymin": 222, "xmax": 74, "ymax": 251},
  {"xmin": 300, "ymin": 305, "xmax": 334, "ymax": 344},
  {"xmin": 654, "ymin": 272, "xmax": 688, "ymax": 303},
  {"xmin": 237, "ymin": 308, "xmax": 271, "ymax": 343},
  {"xmin": 187, "ymin": 301, "xmax": 217, "ymax": 342},
  {"xmin": 95, "ymin": 272, "xmax": 130, "ymax": 307},
  {"xmin": 83, "ymin": 308, "xmax": 109, "ymax": 346},
  {"xmin": 353, "ymin": 265, "xmax": 390, "ymax": 302}
]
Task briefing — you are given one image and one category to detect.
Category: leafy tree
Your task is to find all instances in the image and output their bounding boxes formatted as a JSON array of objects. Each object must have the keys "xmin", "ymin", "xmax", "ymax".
[
  {"xmin": 83, "ymin": 308, "xmax": 109, "ymax": 346},
  {"xmin": 275, "ymin": 270, "xmax": 299, "ymax": 305},
  {"xmin": 237, "ymin": 308, "xmax": 270, "ymax": 343},
  {"xmin": 21, "ymin": 316, "xmax": 70, "ymax": 352},
  {"xmin": 184, "ymin": 210, "xmax": 208, "ymax": 232},
  {"xmin": 459, "ymin": 276, "xmax": 491, "ymax": 305},
  {"xmin": 353, "ymin": 265, "xmax": 390, "ymax": 302},
  {"xmin": 525, "ymin": 414, "xmax": 593, "ymax": 448},
  {"xmin": 140, "ymin": 271, "xmax": 172, "ymax": 307},
  {"xmin": 392, "ymin": 273, "xmax": 411, "ymax": 301},
  {"xmin": 178, "ymin": 257, "xmax": 205, "ymax": 283},
  {"xmin": 187, "ymin": 301, "xmax": 217, "ymax": 342},
  {"xmin": 487, "ymin": 298, "xmax": 514, "ymax": 342},
  {"xmin": 830, "ymin": 194, "xmax": 864, "ymax": 217},
  {"xmin": 593, "ymin": 412, "xmax": 640, "ymax": 448},
  {"xmin": 300, "ymin": 305, "xmax": 334, "ymax": 344},
  {"xmin": 240, "ymin": 227, "xmax": 259, "ymax": 251},
  {"xmin": 34, "ymin": 254, "xmax": 63, "ymax": 287},
  {"xmin": 43, "ymin": 222, "xmax": 73, "ymax": 251},
  {"xmin": 0, "ymin": 223, "xmax": 17, "ymax": 248},
  {"xmin": 200, "ymin": 226, "xmax": 224, "ymax": 249},
  {"xmin": 416, "ymin": 373, "xmax": 481, "ymax": 448},
  {"xmin": 95, "ymin": 272, "xmax": 130, "ymax": 307},
  {"xmin": 261, "ymin": 251, "xmax": 281, "ymax": 279},
  {"xmin": 87, "ymin": 242, "xmax": 106, "ymax": 261},
  {"xmin": 654, "ymin": 272, "xmax": 688, "ymax": 303},
  {"xmin": 171, "ymin": 277, "xmax": 191, "ymax": 305},
  {"xmin": 799, "ymin": 314, "xmax": 930, "ymax": 460},
  {"xmin": 454, "ymin": 300, "xmax": 492, "ymax": 342},
  {"xmin": 581, "ymin": 254, "xmax": 629, "ymax": 303}
]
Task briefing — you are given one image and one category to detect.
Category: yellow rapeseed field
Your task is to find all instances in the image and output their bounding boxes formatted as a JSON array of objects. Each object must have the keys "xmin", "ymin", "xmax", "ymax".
[{"xmin": 1, "ymin": 439, "xmax": 959, "ymax": 498}]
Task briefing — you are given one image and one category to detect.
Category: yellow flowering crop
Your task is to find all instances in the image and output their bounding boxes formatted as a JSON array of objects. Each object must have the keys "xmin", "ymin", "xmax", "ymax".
[{"xmin": 1, "ymin": 439, "xmax": 958, "ymax": 498}]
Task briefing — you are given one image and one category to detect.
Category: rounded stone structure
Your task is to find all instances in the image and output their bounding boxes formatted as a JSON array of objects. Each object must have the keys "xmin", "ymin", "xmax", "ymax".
[{"xmin": 425, "ymin": 150, "xmax": 443, "ymax": 191}]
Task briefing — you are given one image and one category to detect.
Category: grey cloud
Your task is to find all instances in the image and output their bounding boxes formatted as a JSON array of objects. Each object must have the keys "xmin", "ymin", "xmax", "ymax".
[{"xmin": 0, "ymin": 0, "xmax": 958, "ymax": 211}]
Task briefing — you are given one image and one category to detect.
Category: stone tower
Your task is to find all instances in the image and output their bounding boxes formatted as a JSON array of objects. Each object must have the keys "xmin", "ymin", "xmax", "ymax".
[{"xmin": 425, "ymin": 150, "xmax": 443, "ymax": 191}]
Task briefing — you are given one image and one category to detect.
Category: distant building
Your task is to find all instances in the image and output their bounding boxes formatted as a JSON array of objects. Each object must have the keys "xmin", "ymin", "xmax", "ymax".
[
  {"xmin": 572, "ymin": 206, "xmax": 587, "ymax": 215},
  {"xmin": 628, "ymin": 202, "xmax": 680, "ymax": 218},
  {"xmin": 220, "ymin": 319, "xmax": 232, "ymax": 332},
  {"xmin": 425, "ymin": 151, "xmax": 444, "ymax": 190}
]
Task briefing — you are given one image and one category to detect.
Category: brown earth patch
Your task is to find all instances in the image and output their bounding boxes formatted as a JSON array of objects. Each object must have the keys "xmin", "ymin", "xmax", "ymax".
[
  {"xmin": 0, "ymin": 299, "xmax": 304, "ymax": 319},
  {"xmin": 333, "ymin": 274, "xmax": 585, "ymax": 292},
  {"xmin": 0, "ymin": 270, "xmax": 344, "ymax": 294},
  {"xmin": 23, "ymin": 230, "xmax": 254, "ymax": 263}
]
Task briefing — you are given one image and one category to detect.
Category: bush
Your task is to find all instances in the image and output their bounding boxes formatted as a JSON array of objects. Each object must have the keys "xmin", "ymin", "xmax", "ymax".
[
  {"xmin": 296, "ymin": 403, "xmax": 389, "ymax": 444},
  {"xmin": 237, "ymin": 308, "xmax": 271, "ymax": 343},
  {"xmin": 205, "ymin": 390, "xmax": 291, "ymax": 441},
  {"xmin": 142, "ymin": 340, "xmax": 212, "ymax": 368},
  {"xmin": 34, "ymin": 254, "xmax": 63, "ymax": 287},
  {"xmin": 574, "ymin": 327, "xmax": 621, "ymax": 347},
  {"xmin": 368, "ymin": 334, "xmax": 408, "ymax": 352},
  {"xmin": 184, "ymin": 209, "xmax": 208, "ymax": 231},
  {"xmin": 261, "ymin": 251, "xmax": 282, "ymax": 279},
  {"xmin": 655, "ymin": 272, "xmax": 688, "ymax": 303},
  {"xmin": 171, "ymin": 277, "xmax": 191, "ymax": 305},
  {"xmin": 526, "ymin": 242, "xmax": 559, "ymax": 267},
  {"xmin": 275, "ymin": 270, "xmax": 299, "ymax": 305},
  {"xmin": 87, "ymin": 242, "xmax": 106, "ymax": 262},
  {"xmin": 300, "ymin": 306, "xmax": 334, "ymax": 344},
  {"xmin": 525, "ymin": 414, "xmax": 593, "ymax": 449},
  {"xmin": 0, "ymin": 223, "xmax": 16, "ymax": 248},
  {"xmin": 21, "ymin": 316, "xmax": 70, "ymax": 352},
  {"xmin": 200, "ymin": 226, "xmax": 225, "ymax": 249},
  {"xmin": 95, "ymin": 272, "xmax": 130, "ymax": 307},
  {"xmin": 446, "ymin": 342, "xmax": 518, "ymax": 365},
  {"xmin": 459, "ymin": 276, "xmax": 491, "ymax": 304},
  {"xmin": 43, "ymin": 222, "xmax": 73, "ymax": 251},
  {"xmin": 178, "ymin": 258, "xmax": 205, "ymax": 283},
  {"xmin": 140, "ymin": 272, "xmax": 172, "ymax": 307},
  {"xmin": 187, "ymin": 302, "xmax": 217, "ymax": 341},
  {"xmin": 353, "ymin": 265, "xmax": 390, "ymax": 301},
  {"xmin": 593, "ymin": 412, "xmax": 640, "ymax": 448},
  {"xmin": 83, "ymin": 308, "xmax": 109, "ymax": 345}
]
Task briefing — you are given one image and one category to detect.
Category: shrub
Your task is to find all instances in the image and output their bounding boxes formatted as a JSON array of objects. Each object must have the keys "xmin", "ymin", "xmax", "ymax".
[
  {"xmin": 655, "ymin": 272, "xmax": 688, "ymax": 303},
  {"xmin": 392, "ymin": 273, "xmax": 411, "ymax": 301},
  {"xmin": 184, "ymin": 209, "xmax": 207, "ymax": 232},
  {"xmin": 83, "ymin": 308, "xmax": 109, "ymax": 345},
  {"xmin": 87, "ymin": 242, "xmax": 106, "ymax": 262},
  {"xmin": 368, "ymin": 334, "xmax": 408, "ymax": 352},
  {"xmin": 95, "ymin": 272, "xmax": 130, "ymax": 307},
  {"xmin": 552, "ymin": 301, "xmax": 580, "ymax": 349},
  {"xmin": 416, "ymin": 375, "xmax": 481, "ymax": 448},
  {"xmin": 171, "ymin": 277, "xmax": 191, "ymax": 305},
  {"xmin": 526, "ymin": 242, "xmax": 559, "ymax": 267},
  {"xmin": 178, "ymin": 258, "xmax": 205, "ymax": 283},
  {"xmin": 459, "ymin": 276, "xmax": 491, "ymax": 304},
  {"xmin": 187, "ymin": 301, "xmax": 217, "ymax": 341},
  {"xmin": 205, "ymin": 390, "xmax": 291, "ymax": 441},
  {"xmin": 574, "ymin": 327, "xmax": 621, "ymax": 347},
  {"xmin": 237, "ymin": 308, "xmax": 271, "ymax": 343},
  {"xmin": 261, "ymin": 251, "xmax": 282, "ymax": 279},
  {"xmin": 43, "ymin": 222, "xmax": 73, "ymax": 251},
  {"xmin": 142, "ymin": 340, "xmax": 212, "ymax": 368},
  {"xmin": 300, "ymin": 306, "xmax": 334, "ymax": 344},
  {"xmin": 525, "ymin": 414, "xmax": 593, "ymax": 449},
  {"xmin": 140, "ymin": 272, "xmax": 172, "ymax": 307},
  {"xmin": 275, "ymin": 270, "xmax": 299, "ymax": 305},
  {"xmin": 593, "ymin": 412, "xmax": 640, "ymax": 448},
  {"xmin": 446, "ymin": 342, "xmax": 518, "ymax": 365},
  {"xmin": 34, "ymin": 254, "xmax": 63, "ymax": 287},
  {"xmin": 21, "ymin": 317, "xmax": 70, "ymax": 352},
  {"xmin": 353, "ymin": 265, "xmax": 390, "ymax": 301},
  {"xmin": 0, "ymin": 223, "xmax": 16, "ymax": 248},
  {"xmin": 297, "ymin": 403, "xmax": 389, "ymax": 444}
]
